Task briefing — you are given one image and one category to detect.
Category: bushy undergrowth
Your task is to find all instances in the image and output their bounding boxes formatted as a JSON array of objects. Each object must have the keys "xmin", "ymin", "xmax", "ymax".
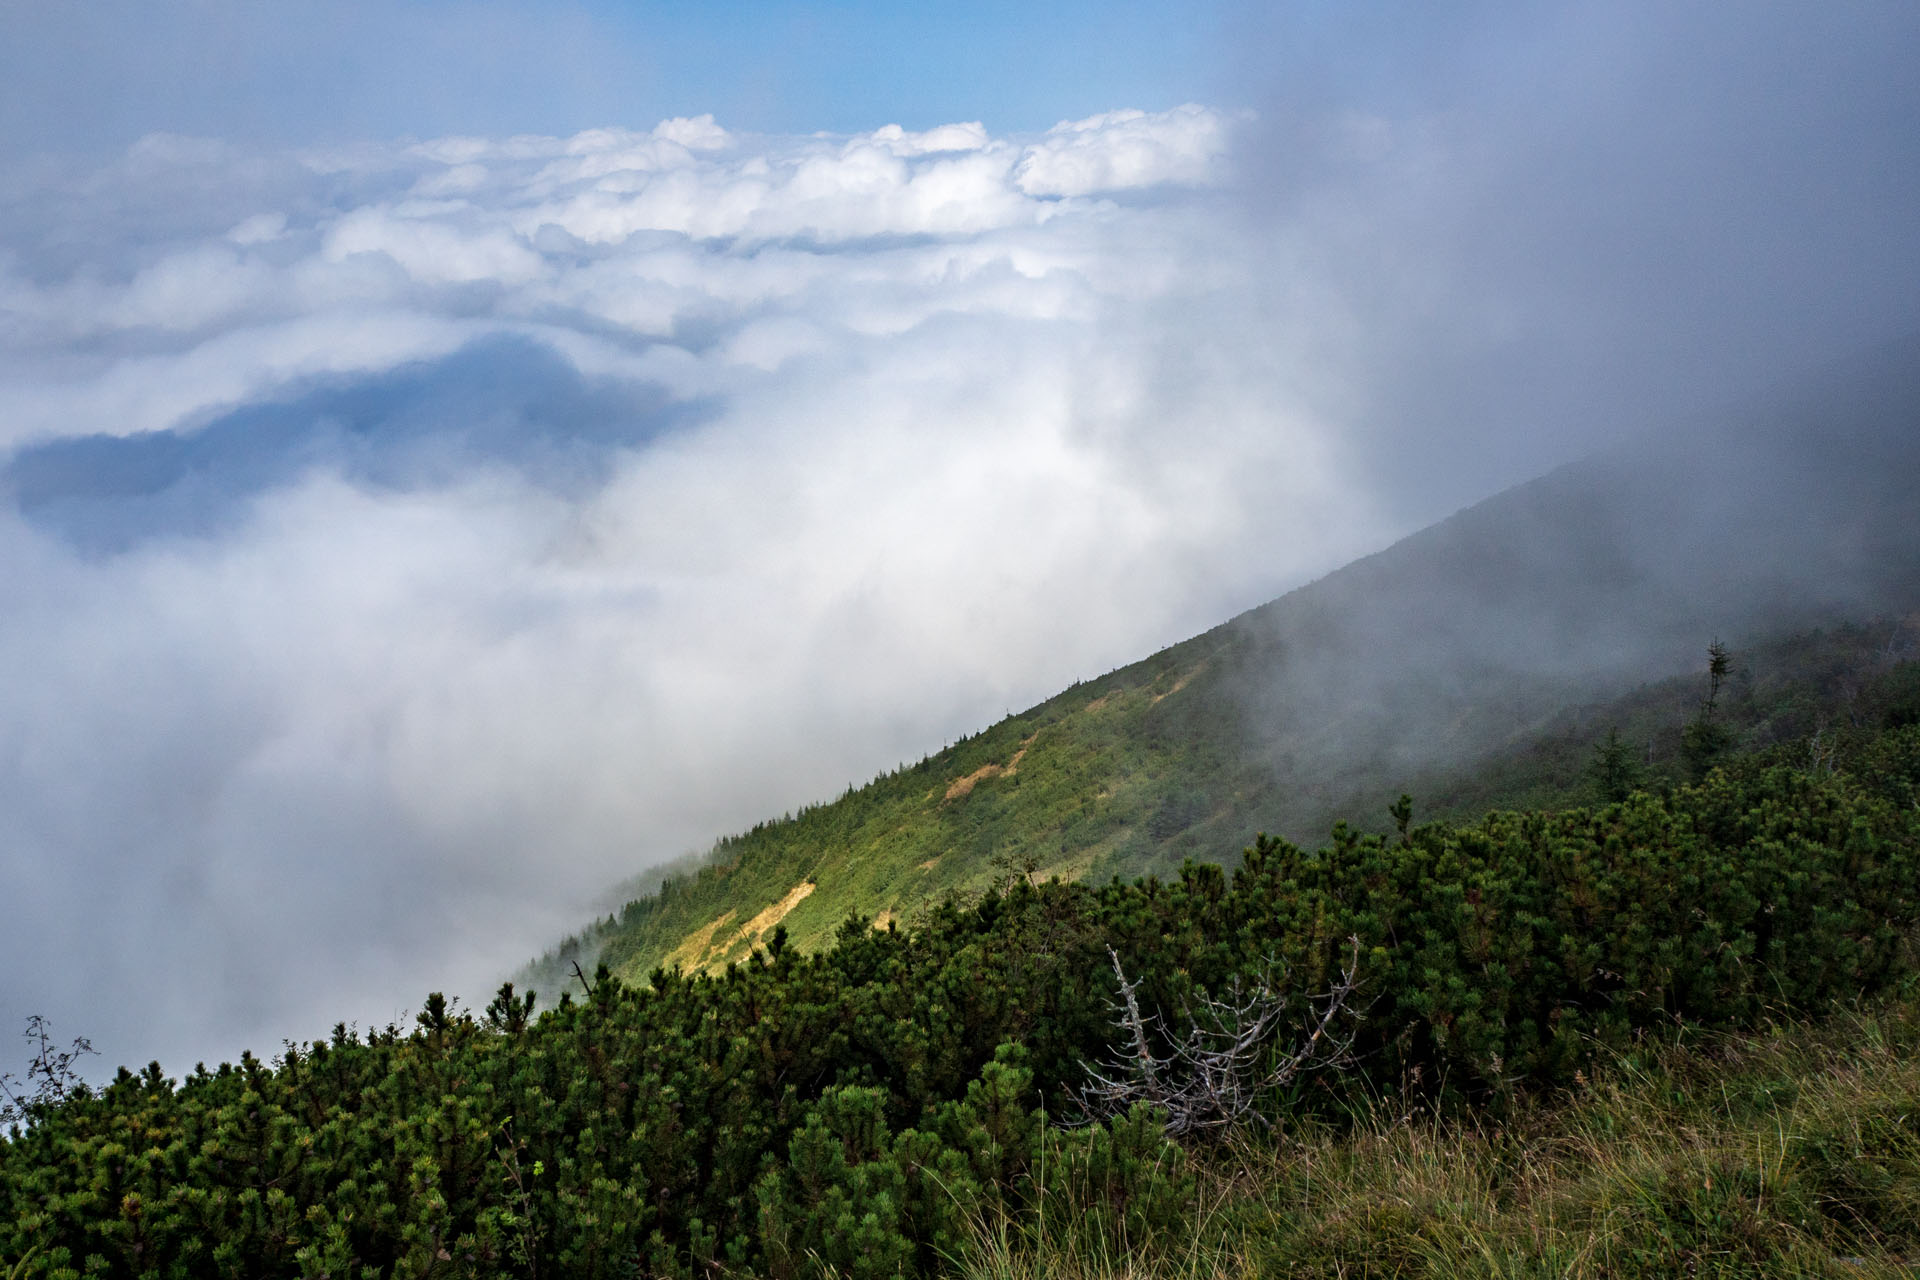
[
  {"xmin": 967, "ymin": 1002, "xmax": 1920, "ymax": 1278},
  {"xmin": 4, "ymin": 723, "xmax": 1917, "ymax": 1277}
]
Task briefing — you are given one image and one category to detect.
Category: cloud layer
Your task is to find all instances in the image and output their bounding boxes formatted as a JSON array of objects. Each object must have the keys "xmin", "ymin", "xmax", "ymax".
[
  {"xmin": 5, "ymin": 1, "xmax": 1918, "ymax": 1076},
  {"xmin": 0, "ymin": 107, "xmax": 1378, "ymax": 1071}
]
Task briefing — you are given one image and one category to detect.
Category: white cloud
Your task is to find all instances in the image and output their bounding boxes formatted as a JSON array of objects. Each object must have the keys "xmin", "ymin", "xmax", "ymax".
[
  {"xmin": 1015, "ymin": 104, "xmax": 1230, "ymax": 197},
  {"xmin": 650, "ymin": 115, "xmax": 730, "ymax": 151},
  {"xmin": 226, "ymin": 210, "xmax": 286, "ymax": 244},
  {"xmin": 0, "ymin": 105, "xmax": 1390, "ymax": 1072},
  {"xmin": 868, "ymin": 121, "xmax": 991, "ymax": 156},
  {"xmin": 0, "ymin": 311, "xmax": 486, "ymax": 447},
  {"xmin": 323, "ymin": 205, "xmax": 549, "ymax": 287},
  {"xmin": 112, "ymin": 243, "xmax": 278, "ymax": 332}
]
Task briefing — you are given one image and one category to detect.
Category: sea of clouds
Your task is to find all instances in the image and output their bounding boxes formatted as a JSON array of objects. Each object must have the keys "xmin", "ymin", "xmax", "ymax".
[
  {"xmin": 0, "ymin": 106, "xmax": 1402, "ymax": 1070},
  {"xmin": 15, "ymin": 0, "xmax": 1920, "ymax": 1068}
]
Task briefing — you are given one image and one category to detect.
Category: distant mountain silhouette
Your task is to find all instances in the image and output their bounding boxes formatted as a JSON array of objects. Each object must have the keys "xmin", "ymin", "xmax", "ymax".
[{"xmin": 4, "ymin": 334, "xmax": 707, "ymax": 554}]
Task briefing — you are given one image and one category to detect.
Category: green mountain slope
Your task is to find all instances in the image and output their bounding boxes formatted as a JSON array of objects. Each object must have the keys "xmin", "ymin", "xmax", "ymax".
[{"xmin": 531, "ymin": 340, "xmax": 1920, "ymax": 987}]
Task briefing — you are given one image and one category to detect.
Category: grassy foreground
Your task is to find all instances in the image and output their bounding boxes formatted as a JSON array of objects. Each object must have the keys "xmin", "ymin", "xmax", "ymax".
[{"xmin": 961, "ymin": 1002, "xmax": 1920, "ymax": 1279}]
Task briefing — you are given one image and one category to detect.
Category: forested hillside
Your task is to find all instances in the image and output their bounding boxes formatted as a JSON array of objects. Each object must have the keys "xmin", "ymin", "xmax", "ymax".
[{"xmin": 7, "ymin": 709, "xmax": 1919, "ymax": 1276}]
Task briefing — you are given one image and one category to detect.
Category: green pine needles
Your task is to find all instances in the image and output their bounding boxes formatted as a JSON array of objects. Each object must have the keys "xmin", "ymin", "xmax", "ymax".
[{"xmin": 4, "ymin": 713, "xmax": 1919, "ymax": 1276}]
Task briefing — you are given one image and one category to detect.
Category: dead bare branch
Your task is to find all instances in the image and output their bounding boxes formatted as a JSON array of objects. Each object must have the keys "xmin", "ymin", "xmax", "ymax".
[
  {"xmin": 1077, "ymin": 936, "xmax": 1363, "ymax": 1138},
  {"xmin": 1, "ymin": 1016, "xmax": 96, "ymax": 1128}
]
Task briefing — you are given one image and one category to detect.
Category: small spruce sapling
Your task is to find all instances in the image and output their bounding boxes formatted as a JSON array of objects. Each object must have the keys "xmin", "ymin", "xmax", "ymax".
[
  {"xmin": 1589, "ymin": 727, "xmax": 1645, "ymax": 803},
  {"xmin": 485, "ymin": 982, "xmax": 538, "ymax": 1034},
  {"xmin": 1681, "ymin": 640, "xmax": 1734, "ymax": 781}
]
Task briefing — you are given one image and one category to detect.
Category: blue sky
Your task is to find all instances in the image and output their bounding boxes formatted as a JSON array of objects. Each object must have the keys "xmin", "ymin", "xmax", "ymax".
[
  {"xmin": 2, "ymin": 1, "xmax": 1918, "ymax": 1073},
  {"xmin": 2, "ymin": 0, "xmax": 1237, "ymax": 156}
]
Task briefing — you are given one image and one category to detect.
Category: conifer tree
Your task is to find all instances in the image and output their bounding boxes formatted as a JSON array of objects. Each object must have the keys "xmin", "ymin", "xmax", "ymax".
[
  {"xmin": 1681, "ymin": 640, "xmax": 1734, "ymax": 780},
  {"xmin": 1588, "ymin": 727, "xmax": 1644, "ymax": 803}
]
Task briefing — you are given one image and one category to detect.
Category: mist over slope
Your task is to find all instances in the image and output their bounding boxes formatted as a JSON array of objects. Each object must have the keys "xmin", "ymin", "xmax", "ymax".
[
  {"xmin": 547, "ymin": 338, "xmax": 1920, "ymax": 982},
  {"xmin": 1225, "ymin": 335, "xmax": 1920, "ymax": 791}
]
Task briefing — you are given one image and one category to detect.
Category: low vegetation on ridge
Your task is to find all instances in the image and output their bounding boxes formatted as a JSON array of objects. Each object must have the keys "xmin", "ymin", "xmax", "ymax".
[
  {"xmin": 532, "ymin": 615, "xmax": 1920, "ymax": 990},
  {"xmin": 5, "ymin": 657, "xmax": 1919, "ymax": 1275}
]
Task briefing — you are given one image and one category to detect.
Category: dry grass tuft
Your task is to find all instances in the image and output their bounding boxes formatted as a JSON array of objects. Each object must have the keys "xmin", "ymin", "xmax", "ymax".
[{"xmin": 960, "ymin": 1003, "xmax": 1920, "ymax": 1278}]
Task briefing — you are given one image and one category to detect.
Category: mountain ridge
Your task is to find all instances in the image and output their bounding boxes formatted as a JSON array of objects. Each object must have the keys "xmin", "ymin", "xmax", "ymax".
[{"xmin": 528, "ymin": 338, "xmax": 1920, "ymax": 988}]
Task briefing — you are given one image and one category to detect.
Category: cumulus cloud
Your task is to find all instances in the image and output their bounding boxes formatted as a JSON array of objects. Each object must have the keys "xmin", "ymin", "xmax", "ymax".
[
  {"xmin": 1015, "ymin": 105, "xmax": 1230, "ymax": 197},
  {"xmin": 0, "ymin": 106, "xmax": 1375, "ymax": 1072}
]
